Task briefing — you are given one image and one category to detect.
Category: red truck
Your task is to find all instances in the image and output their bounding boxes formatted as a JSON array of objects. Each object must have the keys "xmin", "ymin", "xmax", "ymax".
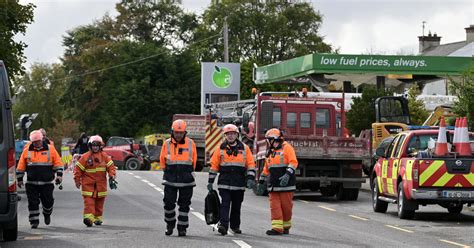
[
  {"xmin": 249, "ymin": 93, "xmax": 371, "ymax": 200},
  {"xmin": 372, "ymin": 129, "xmax": 474, "ymax": 219},
  {"xmin": 103, "ymin": 136, "xmax": 145, "ymax": 170}
]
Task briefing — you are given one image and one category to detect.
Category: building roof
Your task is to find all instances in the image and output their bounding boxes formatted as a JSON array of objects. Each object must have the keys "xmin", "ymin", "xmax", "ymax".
[
  {"xmin": 449, "ymin": 42, "xmax": 474, "ymax": 56},
  {"xmin": 422, "ymin": 41, "xmax": 473, "ymax": 56}
]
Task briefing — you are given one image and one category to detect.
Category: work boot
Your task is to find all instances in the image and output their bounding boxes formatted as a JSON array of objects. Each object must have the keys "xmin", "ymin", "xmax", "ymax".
[
  {"xmin": 178, "ymin": 230, "xmax": 186, "ymax": 237},
  {"xmin": 165, "ymin": 225, "xmax": 173, "ymax": 236},
  {"xmin": 266, "ymin": 229, "xmax": 283, "ymax": 235},
  {"xmin": 231, "ymin": 228, "xmax": 242, "ymax": 234},
  {"xmin": 217, "ymin": 225, "xmax": 227, "ymax": 236},
  {"xmin": 94, "ymin": 220, "xmax": 103, "ymax": 226},
  {"xmin": 44, "ymin": 214, "xmax": 51, "ymax": 225},
  {"xmin": 83, "ymin": 218, "xmax": 93, "ymax": 227},
  {"xmin": 30, "ymin": 223, "xmax": 39, "ymax": 229},
  {"xmin": 283, "ymin": 229, "xmax": 290, "ymax": 234}
]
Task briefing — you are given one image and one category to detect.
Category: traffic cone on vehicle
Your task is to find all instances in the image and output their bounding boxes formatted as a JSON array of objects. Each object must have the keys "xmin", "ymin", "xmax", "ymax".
[
  {"xmin": 453, "ymin": 118, "xmax": 460, "ymax": 144},
  {"xmin": 457, "ymin": 117, "xmax": 472, "ymax": 156},
  {"xmin": 434, "ymin": 117, "xmax": 448, "ymax": 156}
]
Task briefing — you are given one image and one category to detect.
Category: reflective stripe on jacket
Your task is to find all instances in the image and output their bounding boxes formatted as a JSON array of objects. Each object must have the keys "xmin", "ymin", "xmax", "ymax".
[
  {"xmin": 16, "ymin": 142, "xmax": 63, "ymax": 184},
  {"xmin": 74, "ymin": 151, "xmax": 116, "ymax": 198},
  {"xmin": 262, "ymin": 142, "xmax": 298, "ymax": 192},
  {"xmin": 209, "ymin": 141, "xmax": 256, "ymax": 191},
  {"xmin": 160, "ymin": 137, "xmax": 197, "ymax": 187}
]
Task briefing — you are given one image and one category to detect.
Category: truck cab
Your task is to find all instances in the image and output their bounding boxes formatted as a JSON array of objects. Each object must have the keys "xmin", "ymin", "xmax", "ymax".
[
  {"xmin": 372, "ymin": 129, "xmax": 474, "ymax": 219},
  {"xmin": 0, "ymin": 61, "xmax": 18, "ymax": 241},
  {"xmin": 103, "ymin": 136, "xmax": 145, "ymax": 170}
]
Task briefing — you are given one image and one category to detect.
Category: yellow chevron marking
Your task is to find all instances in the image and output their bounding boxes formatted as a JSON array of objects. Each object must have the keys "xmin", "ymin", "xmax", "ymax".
[
  {"xmin": 387, "ymin": 179, "xmax": 394, "ymax": 195},
  {"xmin": 464, "ymin": 173, "xmax": 474, "ymax": 186},
  {"xmin": 455, "ymin": 183, "xmax": 463, "ymax": 187},
  {"xmin": 405, "ymin": 160, "xmax": 413, "ymax": 181},
  {"xmin": 419, "ymin": 161, "xmax": 444, "ymax": 186},
  {"xmin": 432, "ymin": 173, "xmax": 454, "ymax": 187},
  {"xmin": 382, "ymin": 160, "xmax": 388, "ymax": 179},
  {"xmin": 377, "ymin": 176, "xmax": 383, "ymax": 194},
  {"xmin": 392, "ymin": 159, "xmax": 399, "ymax": 179}
]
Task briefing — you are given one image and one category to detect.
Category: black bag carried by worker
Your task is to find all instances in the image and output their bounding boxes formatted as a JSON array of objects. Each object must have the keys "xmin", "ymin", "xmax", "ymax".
[{"xmin": 204, "ymin": 189, "xmax": 220, "ymax": 225}]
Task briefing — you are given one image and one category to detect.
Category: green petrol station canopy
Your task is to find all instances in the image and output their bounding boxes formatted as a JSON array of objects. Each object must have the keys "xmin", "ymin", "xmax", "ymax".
[{"xmin": 254, "ymin": 53, "xmax": 474, "ymax": 84}]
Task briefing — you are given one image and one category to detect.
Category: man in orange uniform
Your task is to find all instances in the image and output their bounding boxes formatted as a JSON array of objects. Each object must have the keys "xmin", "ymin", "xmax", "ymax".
[
  {"xmin": 16, "ymin": 130, "xmax": 63, "ymax": 228},
  {"xmin": 74, "ymin": 135, "xmax": 116, "ymax": 227},
  {"xmin": 256, "ymin": 128, "xmax": 298, "ymax": 235},
  {"xmin": 208, "ymin": 124, "xmax": 255, "ymax": 235},
  {"xmin": 160, "ymin": 119, "xmax": 197, "ymax": 237}
]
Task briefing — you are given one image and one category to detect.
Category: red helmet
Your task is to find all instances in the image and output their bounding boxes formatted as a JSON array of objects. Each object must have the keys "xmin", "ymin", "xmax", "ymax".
[
  {"xmin": 88, "ymin": 135, "xmax": 104, "ymax": 145},
  {"xmin": 172, "ymin": 119, "xmax": 187, "ymax": 132},
  {"xmin": 29, "ymin": 130, "xmax": 43, "ymax": 142},
  {"xmin": 223, "ymin": 124, "xmax": 239, "ymax": 134}
]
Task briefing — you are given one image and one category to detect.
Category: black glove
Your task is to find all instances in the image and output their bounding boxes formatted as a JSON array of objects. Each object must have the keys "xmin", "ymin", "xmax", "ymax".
[
  {"xmin": 109, "ymin": 177, "xmax": 118, "ymax": 190},
  {"xmin": 246, "ymin": 179, "xmax": 255, "ymax": 189},
  {"xmin": 256, "ymin": 183, "xmax": 266, "ymax": 195},
  {"xmin": 207, "ymin": 183, "xmax": 213, "ymax": 192}
]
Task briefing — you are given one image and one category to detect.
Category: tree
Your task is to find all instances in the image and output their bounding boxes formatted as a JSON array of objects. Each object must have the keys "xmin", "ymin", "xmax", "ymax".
[
  {"xmin": 407, "ymin": 84, "xmax": 429, "ymax": 125},
  {"xmin": 450, "ymin": 65, "xmax": 474, "ymax": 130},
  {"xmin": 0, "ymin": 1, "xmax": 35, "ymax": 80},
  {"xmin": 346, "ymin": 86, "xmax": 393, "ymax": 135}
]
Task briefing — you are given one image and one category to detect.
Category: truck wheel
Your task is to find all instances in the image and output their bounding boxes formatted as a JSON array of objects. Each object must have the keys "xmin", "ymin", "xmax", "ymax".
[
  {"xmin": 346, "ymin": 189, "xmax": 359, "ymax": 201},
  {"xmin": 336, "ymin": 185, "xmax": 347, "ymax": 200},
  {"xmin": 2, "ymin": 215, "xmax": 18, "ymax": 241},
  {"xmin": 397, "ymin": 182, "xmax": 415, "ymax": 219},
  {"xmin": 320, "ymin": 187, "xmax": 336, "ymax": 197},
  {"xmin": 125, "ymin": 158, "xmax": 141, "ymax": 170},
  {"xmin": 372, "ymin": 177, "xmax": 388, "ymax": 213},
  {"xmin": 447, "ymin": 205, "xmax": 463, "ymax": 214}
]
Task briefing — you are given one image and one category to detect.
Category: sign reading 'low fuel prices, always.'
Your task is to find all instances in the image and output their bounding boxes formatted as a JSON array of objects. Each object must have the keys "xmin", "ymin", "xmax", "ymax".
[
  {"xmin": 319, "ymin": 55, "xmax": 427, "ymax": 68},
  {"xmin": 254, "ymin": 53, "xmax": 473, "ymax": 84}
]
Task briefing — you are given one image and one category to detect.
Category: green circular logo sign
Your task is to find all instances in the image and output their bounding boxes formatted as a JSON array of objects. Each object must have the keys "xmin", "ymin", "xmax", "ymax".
[{"xmin": 212, "ymin": 65, "xmax": 232, "ymax": 89}]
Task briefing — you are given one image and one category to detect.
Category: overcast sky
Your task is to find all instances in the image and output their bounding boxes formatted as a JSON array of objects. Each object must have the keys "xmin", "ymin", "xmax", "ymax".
[{"xmin": 17, "ymin": 0, "xmax": 474, "ymax": 69}]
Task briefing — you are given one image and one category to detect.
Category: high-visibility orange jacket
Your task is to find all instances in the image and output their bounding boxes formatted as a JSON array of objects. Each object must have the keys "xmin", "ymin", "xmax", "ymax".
[
  {"xmin": 261, "ymin": 141, "xmax": 298, "ymax": 192},
  {"xmin": 17, "ymin": 142, "xmax": 63, "ymax": 184},
  {"xmin": 74, "ymin": 151, "xmax": 116, "ymax": 198},
  {"xmin": 209, "ymin": 141, "xmax": 256, "ymax": 190},
  {"xmin": 159, "ymin": 137, "xmax": 197, "ymax": 187}
]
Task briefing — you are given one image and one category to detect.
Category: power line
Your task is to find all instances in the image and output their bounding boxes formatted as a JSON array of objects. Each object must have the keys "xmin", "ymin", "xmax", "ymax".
[{"xmin": 45, "ymin": 33, "xmax": 221, "ymax": 84}]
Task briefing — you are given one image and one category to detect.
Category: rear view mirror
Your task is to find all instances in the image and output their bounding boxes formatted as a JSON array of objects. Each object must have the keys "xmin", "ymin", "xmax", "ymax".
[{"xmin": 375, "ymin": 147, "xmax": 386, "ymax": 158}]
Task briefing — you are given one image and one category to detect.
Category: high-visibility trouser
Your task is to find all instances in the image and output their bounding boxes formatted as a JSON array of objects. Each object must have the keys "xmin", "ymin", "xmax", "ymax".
[
  {"xmin": 25, "ymin": 183, "xmax": 54, "ymax": 224},
  {"xmin": 163, "ymin": 185, "xmax": 193, "ymax": 231},
  {"xmin": 269, "ymin": 191, "xmax": 294, "ymax": 233},
  {"xmin": 83, "ymin": 196, "xmax": 106, "ymax": 223}
]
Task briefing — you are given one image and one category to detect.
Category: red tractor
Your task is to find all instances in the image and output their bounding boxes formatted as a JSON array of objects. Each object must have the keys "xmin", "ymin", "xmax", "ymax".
[{"xmin": 103, "ymin": 136, "xmax": 148, "ymax": 170}]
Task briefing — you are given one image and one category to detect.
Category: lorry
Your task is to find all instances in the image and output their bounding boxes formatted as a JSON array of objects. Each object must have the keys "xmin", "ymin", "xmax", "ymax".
[
  {"xmin": 371, "ymin": 129, "xmax": 474, "ymax": 219},
  {"xmin": 206, "ymin": 92, "xmax": 371, "ymax": 200},
  {"xmin": 103, "ymin": 136, "xmax": 147, "ymax": 170},
  {"xmin": 172, "ymin": 114, "xmax": 207, "ymax": 171}
]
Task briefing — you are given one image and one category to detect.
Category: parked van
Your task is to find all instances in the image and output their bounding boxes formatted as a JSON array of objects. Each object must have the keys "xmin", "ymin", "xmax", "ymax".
[{"xmin": 0, "ymin": 61, "xmax": 18, "ymax": 241}]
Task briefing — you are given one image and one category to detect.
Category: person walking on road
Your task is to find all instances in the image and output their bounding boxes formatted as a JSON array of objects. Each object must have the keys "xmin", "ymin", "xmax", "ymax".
[
  {"xmin": 73, "ymin": 132, "xmax": 89, "ymax": 155},
  {"xmin": 74, "ymin": 135, "xmax": 116, "ymax": 227},
  {"xmin": 208, "ymin": 124, "xmax": 256, "ymax": 235},
  {"xmin": 160, "ymin": 119, "xmax": 197, "ymax": 237},
  {"xmin": 256, "ymin": 128, "xmax": 298, "ymax": 235},
  {"xmin": 16, "ymin": 130, "xmax": 64, "ymax": 228}
]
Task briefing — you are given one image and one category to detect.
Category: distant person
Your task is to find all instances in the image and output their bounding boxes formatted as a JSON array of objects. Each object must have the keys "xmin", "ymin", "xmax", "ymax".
[
  {"xmin": 16, "ymin": 130, "xmax": 63, "ymax": 228},
  {"xmin": 39, "ymin": 128, "xmax": 54, "ymax": 146},
  {"xmin": 74, "ymin": 132, "xmax": 89, "ymax": 154}
]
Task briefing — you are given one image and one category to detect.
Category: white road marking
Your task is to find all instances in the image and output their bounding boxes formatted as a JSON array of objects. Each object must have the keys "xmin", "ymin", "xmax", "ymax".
[
  {"xmin": 439, "ymin": 239, "xmax": 471, "ymax": 248},
  {"xmin": 142, "ymin": 179, "xmax": 150, "ymax": 183},
  {"xmin": 160, "ymin": 191, "xmax": 164, "ymax": 195},
  {"xmin": 348, "ymin": 215, "xmax": 368, "ymax": 221},
  {"xmin": 318, "ymin": 205, "xmax": 336, "ymax": 212},
  {"xmin": 134, "ymin": 175, "xmax": 142, "ymax": 179},
  {"xmin": 126, "ymin": 172, "xmax": 134, "ymax": 175},
  {"xmin": 24, "ymin": 236, "xmax": 43, "ymax": 240},
  {"xmin": 385, "ymin": 225, "xmax": 413, "ymax": 233},
  {"xmin": 192, "ymin": 211, "xmax": 206, "ymax": 221},
  {"xmin": 147, "ymin": 183, "xmax": 156, "ymax": 187},
  {"xmin": 154, "ymin": 187, "xmax": 163, "ymax": 192},
  {"xmin": 233, "ymin": 240, "xmax": 251, "ymax": 248},
  {"xmin": 298, "ymin": 200, "xmax": 309, "ymax": 203},
  {"xmin": 190, "ymin": 207, "xmax": 194, "ymax": 211}
]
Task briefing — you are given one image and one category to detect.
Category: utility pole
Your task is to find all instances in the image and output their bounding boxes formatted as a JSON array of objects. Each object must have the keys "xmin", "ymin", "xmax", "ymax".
[
  {"xmin": 422, "ymin": 21, "xmax": 426, "ymax": 37},
  {"xmin": 223, "ymin": 16, "xmax": 229, "ymax": 62}
]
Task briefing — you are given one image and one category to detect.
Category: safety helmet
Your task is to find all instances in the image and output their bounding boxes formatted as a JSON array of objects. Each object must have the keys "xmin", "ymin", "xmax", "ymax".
[
  {"xmin": 29, "ymin": 130, "xmax": 43, "ymax": 142},
  {"xmin": 88, "ymin": 135, "xmax": 104, "ymax": 145},
  {"xmin": 265, "ymin": 128, "xmax": 283, "ymax": 140},
  {"xmin": 171, "ymin": 119, "xmax": 187, "ymax": 132},
  {"xmin": 223, "ymin": 124, "xmax": 239, "ymax": 134}
]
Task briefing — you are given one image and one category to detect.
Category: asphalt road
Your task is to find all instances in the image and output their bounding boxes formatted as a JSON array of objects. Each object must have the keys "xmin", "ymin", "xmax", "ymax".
[{"xmin": 3, "ymin": 171, "xmax": 473, "ymax": 248}]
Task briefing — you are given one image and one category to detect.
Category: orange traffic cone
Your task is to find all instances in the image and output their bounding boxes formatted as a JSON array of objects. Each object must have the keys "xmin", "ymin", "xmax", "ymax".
[
  {"xmin": 457, "ymin": 117, "xmax": 472, "ymax": 156},
  {"xmin": 435, "ymin": 117, "xmax": 448, "ymax": 156}
]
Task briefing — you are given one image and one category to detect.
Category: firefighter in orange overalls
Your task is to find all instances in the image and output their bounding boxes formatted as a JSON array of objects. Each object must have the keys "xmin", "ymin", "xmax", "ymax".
[
  {"xmin": 74, "ymin": 135, "xmax": 116, "ymax": 227},
  {"xmin": 256, "ymin": 128, "xmax": 298, "ymax": 235},
  {"xmin": 160, "ymin": 119, "xmax": 197, "ymax": 237},
  {"xmin": 17, "ymin": 130, "xmax": 63, "ymax": 228},
  {"xmin": 208, "ymin": 124, "xmax": 256, "ymax": 235}
]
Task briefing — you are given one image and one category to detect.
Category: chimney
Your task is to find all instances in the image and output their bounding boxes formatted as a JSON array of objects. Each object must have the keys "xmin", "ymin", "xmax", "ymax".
[
  {"xmin": 465, "ymin": 25, "xmax": 474, "ymax": 43},
  {"xmin": 418, "ymin": 31, "xmax": 441, "ymax": 53}
]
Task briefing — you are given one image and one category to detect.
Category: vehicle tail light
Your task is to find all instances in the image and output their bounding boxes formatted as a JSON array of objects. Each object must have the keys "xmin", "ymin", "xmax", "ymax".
[
  {"xmin": 412, "ymin": 160, "xmax": 419, "ymax": 189},
  {"xmin": 8, "ymin": 148, "xmax": 16, "ymax": 192}
]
